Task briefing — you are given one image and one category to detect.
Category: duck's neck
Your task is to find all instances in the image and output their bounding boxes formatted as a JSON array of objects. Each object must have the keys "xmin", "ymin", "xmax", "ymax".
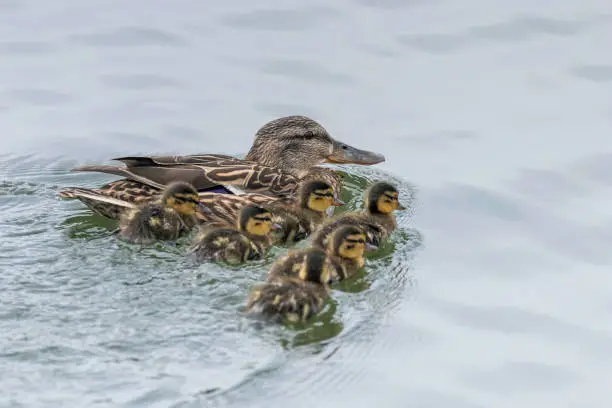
[
  {"xmin": 246, "ymin": 232, "xmax": 271, "ymax": 247},
  {"xmin": 296, "ymin": 207, "xmax": 325, "ymax": 232},
  {"xmin": 245, "ymin": 147, "xmax": 317, "ymax": 178}
]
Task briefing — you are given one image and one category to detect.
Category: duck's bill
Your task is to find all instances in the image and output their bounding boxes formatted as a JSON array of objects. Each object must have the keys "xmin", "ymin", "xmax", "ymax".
[
  {"xmin": 333, "ymin": 196, "xmax": 345, "ymax": 206},
  {"xmin": 365, "ymin": 242, "xmax": 379, "ymax": 251},
  {"xmin": 327, "ymin": 140, "xmax": 386, "ymax": 165},
  {"xmin": 397, "ymin": 203, "xmax": 407, "ymax": 210}
]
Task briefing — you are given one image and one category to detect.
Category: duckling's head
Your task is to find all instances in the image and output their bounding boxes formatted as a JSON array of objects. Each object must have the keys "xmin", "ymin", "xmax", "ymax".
[
  {"xmin": 329, "ymin": 225, "xmax": 372, "ymax": 260},
  {"xmin": 299, "ymin": 180, "xmax": 344, "ymax": 213},
  {"xmin": 238, "ymin": 204, "xmax": 281, "ymax": 236},
  {"xmin": 297, "ymin": 248, "xmax": 336, "ymax": 285},
  {"xmin": 365, "ymin": 182, "xmax": 406, "ymax": 215},
  {"xmin": 162, "ymin": 181, "xmax": 207, "ymax": 216},
  {"xmin": 245, "ymin": 115, "xmax": 385, "ymax": 177}
]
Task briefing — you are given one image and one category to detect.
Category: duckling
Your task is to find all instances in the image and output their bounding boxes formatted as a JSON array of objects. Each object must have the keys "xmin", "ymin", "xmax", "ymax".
[
  {"xmin": 244, "ymin": 248, "xmax": 334, "ymax": 324},
  {"xmin": 311, "ymin": 181, "xmax": 406, "ymax": 249},
  {"xmin": 117, "ymin": 181, "xmax": 208, "ymax": 244},
  {"xmin": 269, "ymin": 225, "xmax": 373, "ymax": 283},
  {"xmin": 263, "ymin": 179, "xmax": 345, "ymax": 244},
  {"xmin": 187, "ymin": 204, "xmax": 280, "ymax": 265}
]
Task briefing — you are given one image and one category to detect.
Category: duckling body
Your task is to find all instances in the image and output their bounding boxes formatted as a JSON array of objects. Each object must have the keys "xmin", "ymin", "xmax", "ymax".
[
  {"xmin": 312, "ymin": 182, "xmax": 406, "ymax": 249},
  {"xmin": 245, "ymin": 278, "xmax": 329, "ymax": 324},
  {"xmin": 187, "ymin": 205, "xmax": 278, "ymax": 265},
  {"xmin": 269, "ymin": 225, "xmax": 370, "ymax": 283},
  {"xmin": 59, "ymin": 115, "xmax": 380, "ymax": 219},
  {"xmin": 197, "ymin": 179, "xmax": 343, "ymax": 246},
  {"xmin": 117, "ymin": 181, "xmax": 204, "ymax": 244},
  {"xmin": 245, "ymin": 248, "xmax": 334, "ymax": 323}
]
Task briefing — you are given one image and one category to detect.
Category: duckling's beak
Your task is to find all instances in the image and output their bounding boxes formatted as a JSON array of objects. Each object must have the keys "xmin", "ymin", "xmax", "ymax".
[
  {"xmin": 365, "ymin": 242, "xmax": 378, "ymax": 252},
  {"xmin": 333, "ymin": 196, "xmax": 345, "ymax": 206},
  {"xmin": 327, "ymin": 140, "xmax": 385, "ymax": 165},
  {"xmin": 199, "ymin": 203, "xmax": 213, "ymax": 215},
  {"xmin": 397, "ymin": 202, "xmax": 407, "ymax": 211},
  {"xmin": 272, "ymin": 223, "xmax": 283, "ymax": 230}
]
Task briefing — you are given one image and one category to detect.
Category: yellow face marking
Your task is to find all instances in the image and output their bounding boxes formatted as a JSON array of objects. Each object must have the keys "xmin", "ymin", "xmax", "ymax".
[
  {"xmin": 337, "ymin": 233, "xmax": 367, "ymax": 259},
  {"xmin": 307, "ymin": 188, "xmax": 336, "ymax": 213},
  {"xmin": 273, "ymin": 295, "xmax": 282, "ymax": 305},
  {"xmin": 244, "ymin": 213, "xmax": 274, "ymax": 236},
  {"xmin": 166, "ymin": 194, "xmax": 200, "ymax": 215},
  {"xmin": 376, "ymin": 191, "xmax": 400, "ymax": 214}
]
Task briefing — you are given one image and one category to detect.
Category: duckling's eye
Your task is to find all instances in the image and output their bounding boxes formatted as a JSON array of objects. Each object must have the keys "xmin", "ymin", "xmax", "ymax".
[{"xmin": 345, "ymin": 244, "xmax": 355, "ymax": 250}]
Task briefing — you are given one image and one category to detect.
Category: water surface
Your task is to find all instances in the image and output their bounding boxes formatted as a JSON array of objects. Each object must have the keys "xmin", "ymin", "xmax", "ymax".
[{"xmin": 1, "ymin": 1, "xmax": 612, "ymax": 407}]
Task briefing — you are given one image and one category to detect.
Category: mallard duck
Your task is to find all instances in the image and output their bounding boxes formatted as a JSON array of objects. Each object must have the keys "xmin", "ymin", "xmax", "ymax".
[
  {"xmin": 175, "ymin": 178, "xmax": 343, "ymax": 246},
  {"xmin": 58, "ymin": 115, "xmax": 384, "ymax": 218},
  {"xmin": 269, "ymin": 225, "xmax": 373, "ymax": 282},
  {"xmin": 311, "ymin": 181, "xmax": 406, "ymax": 249},
  {"xmin": 117, "ymin": 181, "xmax": 210, "ymax": 244},
  {"xmin": 244, "ymin": 247, "xmax": 334, "ymax": 323},
  {"xmin": 187, "ymin": 204, "xmax": 280, "ymax": 265}
]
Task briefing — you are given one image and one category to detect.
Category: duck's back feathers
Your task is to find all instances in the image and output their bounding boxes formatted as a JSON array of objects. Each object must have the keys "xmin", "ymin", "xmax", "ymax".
[
  {"xmin": 312, "ymin": 213, "xmax": 393, "ymax": 249},
  {"xmin": 188, "ymin": 227, "xmax": 265, "ymax": 265},
  {"xmin": 245, "ymin": 278, "xmax": 328, "ymax": 323},
  {"xmin": 118, "ymin": 203, "xmax": 188, "ymax": 244}
]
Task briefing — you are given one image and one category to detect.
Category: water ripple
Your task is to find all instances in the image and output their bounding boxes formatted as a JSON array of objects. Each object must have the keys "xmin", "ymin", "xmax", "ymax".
[
  {"xmin": 70, "ymin": 27, "xmax": 187, "ymax": 47},
  {"xmin": 220, "ymin": 6, "xmax": 342, "ymax": 31}
]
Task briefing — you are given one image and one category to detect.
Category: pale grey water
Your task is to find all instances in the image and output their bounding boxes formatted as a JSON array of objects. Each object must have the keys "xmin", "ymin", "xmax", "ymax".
[{"xmin": 1, "ymin": 1, "xmax": 612, "ymax": 407}]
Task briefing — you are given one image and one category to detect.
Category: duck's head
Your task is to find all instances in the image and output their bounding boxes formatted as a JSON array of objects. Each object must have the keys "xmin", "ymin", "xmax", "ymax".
[
  {"xmin": 245, "ymin": 115, "xmax": 385, "ymax": 177},
  {"xmin": 365, "ymin": 182, "xmax": 407, "ymax": 215},
  {"xmin": 329, "ymin": 225, "xmax": 376, "ymax": 261},
  {"xmin": 297, "ymin": 248, "xmax": 336, "ymax": 285},
  {"xmin": 299, "ymin": 180, "xmax": 345, "ymax": 214},
  {"xmin": 238, "ymin": 204, "xmax": 282, "ymax": 237},
  {"xmin": 162, "ymin": 181, "xmax": 211, "ymax": 216}
]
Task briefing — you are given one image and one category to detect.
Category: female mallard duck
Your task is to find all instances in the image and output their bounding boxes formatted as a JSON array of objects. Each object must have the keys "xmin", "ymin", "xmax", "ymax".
[
  {"xmin": 117, "ymin": 181, "xmax": 209, "ymax": 244},
  {"xmin": 244, "ymin": 247, "xmax": 335, "ymax": 324},
  {"xmin": 58, "ymin": 115, "xmax": 384, "ymax": 218},
  {"xmin": 187, "ymin": 204, "xmax": 280, "ymax": 265},
  {"xmin": 311, "ymin": 181, "xmax": 406, "ymax": 250},
  {"xmin": 199, "ymin": 179, "xmax": 344, "ymax": 245},
  {"xmin": 269, "ymin": 225, "xmax": 373, "ymax": 282}
]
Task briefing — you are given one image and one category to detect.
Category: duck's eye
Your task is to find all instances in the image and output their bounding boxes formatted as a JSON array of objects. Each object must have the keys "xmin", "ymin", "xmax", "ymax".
[
  {"xmin": 345, "ymin": 244, "xmax": 355, "ymax": 250},
  {"xmin": 341, "ymin": 144, "xmax": 348, "ymax": 150}
]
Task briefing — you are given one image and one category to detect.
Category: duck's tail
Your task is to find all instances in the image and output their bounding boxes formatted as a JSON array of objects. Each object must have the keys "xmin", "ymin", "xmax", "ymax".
[{"xmin": 58, "ymin": 187, "xmax": 134, "ymax": 219}]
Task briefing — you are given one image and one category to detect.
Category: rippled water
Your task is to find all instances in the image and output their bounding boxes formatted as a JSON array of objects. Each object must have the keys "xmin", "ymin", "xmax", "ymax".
[{"xmin": 2, "ymin": 1, "xmax": 612, "ymax": 407}]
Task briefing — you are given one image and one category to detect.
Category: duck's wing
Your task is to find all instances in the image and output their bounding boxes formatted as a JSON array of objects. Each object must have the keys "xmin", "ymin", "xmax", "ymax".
[
  {"xmin": 71, "ymin": 155, "xmax": 300, "ymax": 196},
  {"xmin": 187, "ymin": 159, "xmax": 300, "ymax": 197},
  {"xmin": 197, "ymin": 192, "xmax": 281, "ymax": 225}
]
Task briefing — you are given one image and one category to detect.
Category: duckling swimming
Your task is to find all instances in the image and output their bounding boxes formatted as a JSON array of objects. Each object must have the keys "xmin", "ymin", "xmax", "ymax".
[
  {"xmin": 270, "ymin": 225, "xmax": 373, "ymax": 283},
  {"xmin": 196, "ymin": 178, "xmax": 344, "ymax": 246},
  {"xmin": 117, "ymin": 181, "xmax": 208, "ymax": 244},
  {"xmin": 245, "ymin": 248, "xmax": 335, "ymax": 324},
  {"xmin": 263, "ymin": 179, "xmax": 344, "ymax": 244},
  {"xmin": 311, "ymin": 181, "xmax": 406, "ymax": 250},
  {"xmin": 187, "ymin": 204, "xmax": 280, "ymax": 265}
]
